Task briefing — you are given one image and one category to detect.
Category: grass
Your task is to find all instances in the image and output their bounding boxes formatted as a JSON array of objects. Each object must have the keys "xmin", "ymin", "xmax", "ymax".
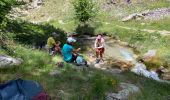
[
  {"xmin": 0, "ymin": 44, "xmax": 118, "ymax": 99},
  {"xmin": 1, "ymin": 0, "xmax": 170, "ymax": 99},
  {"xmin": 1, "ymin": 44, "xmax": 170, "ymax": 99},
  {"xmin": 120, "ymin": 72, "xmax": 170, "ymax": 100}
]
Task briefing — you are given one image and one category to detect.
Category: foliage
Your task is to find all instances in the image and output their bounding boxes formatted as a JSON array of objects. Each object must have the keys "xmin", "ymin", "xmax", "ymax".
[
  {"xmin": 5, "ymin": 20, "xmax": 67, "ymax": 46},
  {"xmin": 88, "ymin": 73, "xmax": 118, "ymax": 99},
  {"xmin": 73, "ymin": 0, "xmax": 97, "ymax": 23},
  {"xmin": 0, "ymin": 0, "xmax": 17, "ymax": 26}
]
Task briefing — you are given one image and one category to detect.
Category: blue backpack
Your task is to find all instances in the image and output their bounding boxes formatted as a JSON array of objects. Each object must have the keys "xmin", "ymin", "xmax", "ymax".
[
  {"xmin": 0, "ymin": 79, "xmax": 49, "ymax": 100},
  {"xmin": 76, "ymin": 55, "xmax": 87, "ymax": 66}
]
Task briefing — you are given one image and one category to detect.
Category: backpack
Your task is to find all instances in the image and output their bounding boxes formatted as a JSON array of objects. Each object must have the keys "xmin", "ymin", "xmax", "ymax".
[
  {"xmin": 75, "ymin": 55, "xmax": 87, "ymax": 66},
  {"xmin": 0, "ymin": 79, "xmax": 49, "ymax": 100}
]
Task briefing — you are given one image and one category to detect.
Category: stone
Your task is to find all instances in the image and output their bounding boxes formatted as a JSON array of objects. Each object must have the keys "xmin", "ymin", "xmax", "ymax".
[
  {"xmin": 0, "ymin": 55, "xmax": 22, "ymax": 68},
  {"xmin": 106, "ymin": 83, "xmax": 140, "ymax": 100},
  {"xmin": 55, "ymin": 90, "xmax": 71, "ymax": 100},
  {"xmin": 106, "ymin": 68, "xmax": 122, "ymax": 74},
  {"xmin": 143, "ymin": 50, "xmax": 157, "ymax": 62},
  {"xmin": 49, "ymin": 70, "xmax": 61, "ymax": 77},
  {"xmin": 122, "ymin": 13, "xmax": 144, "ymax": 22},
  {"xmin": 162, "ymin": 73, "xmax": 170, "ymax": 80},
  {"xmin": 114, "ymin": 60, "xmax": 134, "ymax": 71}
]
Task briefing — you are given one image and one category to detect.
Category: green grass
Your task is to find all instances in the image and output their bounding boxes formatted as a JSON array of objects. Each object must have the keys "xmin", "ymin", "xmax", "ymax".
[
  {"xmin": 0, "ymin": 44, "xmax": 118, "ymax": 99},
  {"xmin": 120, "ymin": 72, "xmax": 170, "ymax": 100}
]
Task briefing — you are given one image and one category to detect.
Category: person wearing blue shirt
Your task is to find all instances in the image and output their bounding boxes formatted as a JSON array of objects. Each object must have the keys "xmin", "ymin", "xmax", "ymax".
[{"xmin": 62, "ymin": 37, "xmax": 81, "ymax": 62}]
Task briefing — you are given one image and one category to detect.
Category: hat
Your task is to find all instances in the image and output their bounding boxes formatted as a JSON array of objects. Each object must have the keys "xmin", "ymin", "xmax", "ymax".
[
  {"xmin": 68, "ymin": 32, "xmax": 78, "ymax": 36},
  {"xmin": 67, "ymin": 37, "xmax": 76, "ymax": 43},
  {"xmin": 96, "ymin": 35, "xmax": 102, "ymax": 40}
]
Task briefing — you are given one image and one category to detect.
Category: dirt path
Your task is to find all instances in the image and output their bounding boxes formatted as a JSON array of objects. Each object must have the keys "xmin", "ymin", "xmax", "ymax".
[{"xmin": 115, "ymin": 25, "xmax": 170, "ymax": 36}]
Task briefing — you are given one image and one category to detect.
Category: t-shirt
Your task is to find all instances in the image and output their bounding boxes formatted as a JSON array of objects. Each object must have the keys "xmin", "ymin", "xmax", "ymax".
[
  {"xmin": 47, "ymin": 37, "xmax": 55, "ymax": 48},
  {"xmin": 62, "ymin": 44, "xmax": 73, "ymax": 62},
  {"xmin": 94, "ymin": 38, "xmax": 105, "ymax": 48}
]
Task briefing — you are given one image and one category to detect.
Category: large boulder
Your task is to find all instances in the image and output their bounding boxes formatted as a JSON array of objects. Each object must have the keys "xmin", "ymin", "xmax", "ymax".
[
  {"xmin": 106, "ymin": 83, "xmax": 140, "ymax": 100},
  {"xmin": 0, "ymin": 55, "xmax": 22, "ymax": 68}
]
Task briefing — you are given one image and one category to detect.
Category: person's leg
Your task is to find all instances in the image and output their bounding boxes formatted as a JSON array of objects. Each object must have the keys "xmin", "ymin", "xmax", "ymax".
[
  {"xmin": 71, "ymin": 54, "xmax": 77, "ymax": 62},
  {"xmin": 95, "ymin": 49, "xmax": 100, "ymax": 63},
  {"xmin": 99, "ymin": 48, "xmax": 105, "ymax": 62},
  {"xmin": 96, "ymin": 49, "xmax": 99, "ymax": 59}
]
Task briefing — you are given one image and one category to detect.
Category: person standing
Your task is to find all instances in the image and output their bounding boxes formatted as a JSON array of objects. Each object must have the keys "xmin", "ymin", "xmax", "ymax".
[{"xmin": 94, "ymin": 34, "xmax": 105, "ymax": 63}]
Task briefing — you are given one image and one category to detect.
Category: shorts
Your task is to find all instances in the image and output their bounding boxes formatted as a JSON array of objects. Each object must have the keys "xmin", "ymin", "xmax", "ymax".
[
  {"xmin": 67, "ymin": 54, "xmax": 77, "ymax": 63},
  {"xmin": 96, "ymin": 48, "xmax": 105, "ymax": 54}
]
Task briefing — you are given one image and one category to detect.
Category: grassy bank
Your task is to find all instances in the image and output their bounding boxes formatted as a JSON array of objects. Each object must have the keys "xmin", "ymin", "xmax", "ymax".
[{"xmin": 0, "ymin": 44, "xmax": 119, "ymax": 99}]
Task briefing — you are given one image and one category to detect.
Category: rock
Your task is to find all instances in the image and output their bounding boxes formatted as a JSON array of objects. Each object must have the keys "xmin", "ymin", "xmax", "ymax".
[
  {"xmin": 0, "ymin": 55, "xmax": 22, "ymax": 68},
  {"xmin": 162, "ymin": 73, "xmax": 170, "ymax": 80},
  {"xmin": 114, "ymin": 60, "xmax": 134, "ymax": 71},
  {"xmin": 56, "ymin": 62, "xmax": 64, "ymax": 68},
  {"xmin": 122, "ymin": 8, "xmax": 170, "ymax": 21},
  {"xmin": 106, "ymin": 83, "xmax": 140, "ymax": 100},
  {"xmin": 49, "ymin": 70, "xmax": 61, "ymax": 77},
  {"xmin": 143, "ymin": 50, "xmax": 157, "ymax": 62},
  {"xmin": 55, "ymin": 90, "xmax": 71, "ymax": 100},
  {"xmin": 106, "ymin": 68, "xmax": 122, "ymax": 74},
  {"xmin": 122, "ymin": 13, "xmax": 144, "ymax": 22}
]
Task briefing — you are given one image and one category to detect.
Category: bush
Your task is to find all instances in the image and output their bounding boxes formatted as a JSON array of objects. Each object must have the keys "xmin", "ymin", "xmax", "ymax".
[{"xmin": 73, "ymin": 0, "xmax": 97, "ymax": 23}]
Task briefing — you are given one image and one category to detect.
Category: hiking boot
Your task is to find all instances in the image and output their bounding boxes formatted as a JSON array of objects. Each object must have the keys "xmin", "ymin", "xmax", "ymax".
[{"xmin": 95, "ymin": 59, "xmax": 100, "ymax": 64}]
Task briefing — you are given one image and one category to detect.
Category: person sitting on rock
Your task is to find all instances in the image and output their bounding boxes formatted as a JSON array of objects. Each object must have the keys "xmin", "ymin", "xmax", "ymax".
[
  {"xmin": 62, "ymin": 37, "xmax": 81, "ymax": 63},
  {"xmin": 94, "ymin": 34, "xmax": 105, "ymax": 63}
]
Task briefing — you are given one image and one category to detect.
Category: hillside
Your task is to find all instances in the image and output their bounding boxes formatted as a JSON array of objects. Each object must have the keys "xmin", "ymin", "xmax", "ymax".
[{"xmin": 0, "ymin": 0, "xmax": 170, "ymax": 99}]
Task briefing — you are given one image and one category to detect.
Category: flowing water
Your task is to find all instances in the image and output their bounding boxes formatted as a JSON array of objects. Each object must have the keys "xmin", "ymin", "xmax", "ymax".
[{"xmin": 81, "ymin": 36, "xmax": 169, "ymax": 82}]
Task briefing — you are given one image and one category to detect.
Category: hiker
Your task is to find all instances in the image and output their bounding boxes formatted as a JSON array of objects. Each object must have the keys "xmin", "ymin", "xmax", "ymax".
[
  {"xmin": 62, "ymin": 37, "xmax": 81, "ymax": 63},
  {"xmin": 46, "ymin": 32, "xmax": 56, "ymax": 55},
  {"xmin": 53, "ymin": 41, "xmax": 62, "ymax": 55},
  {"xmin": 94, "ymin": 34, "xmax": 105, "ymax": 63}
]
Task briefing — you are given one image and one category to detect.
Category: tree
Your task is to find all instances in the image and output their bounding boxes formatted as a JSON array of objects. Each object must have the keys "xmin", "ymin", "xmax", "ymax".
[
  {"xmin": 0, "ymin": 0, "xmax": 17, "ymax": 24},
  {"xmin": 73, "ymin": 0, "xmax": 97, "ymax": 23}
]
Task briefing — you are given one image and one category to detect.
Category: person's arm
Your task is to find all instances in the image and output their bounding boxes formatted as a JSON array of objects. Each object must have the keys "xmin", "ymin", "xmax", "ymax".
[
  {"xmin": 73, "ymin": 48, "xmax": 81, "ymax": 53},
  {"xmin": 94, "ymin": 39, "xmax": 98, "ymax": 48},
  {"xmin": 97, "ymin": 39, "xmax": 105, "ymax": 48}
]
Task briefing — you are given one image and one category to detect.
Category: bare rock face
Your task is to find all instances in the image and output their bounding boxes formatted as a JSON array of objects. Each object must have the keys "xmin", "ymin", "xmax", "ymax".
[
  {"xmin": 0, "ymin": 55, "xmax": 22, "ymax": 68},
  {"xmin": 122, "ymin": 8, "xmax": 170, "ymax": 21},
  {"xmin": 106, "ymin": 83, "xmax": 140, "ymax": 100}
]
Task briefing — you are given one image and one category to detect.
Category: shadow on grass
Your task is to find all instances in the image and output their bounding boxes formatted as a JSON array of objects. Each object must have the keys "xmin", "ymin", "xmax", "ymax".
[{"xmin": 5, "ymin": 20, "xmax": 67, "ymax": 47}]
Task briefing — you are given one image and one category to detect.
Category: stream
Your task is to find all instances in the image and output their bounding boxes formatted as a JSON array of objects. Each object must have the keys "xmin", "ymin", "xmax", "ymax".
[{"xmin": 80, "ymin": 35, "xmax": 169, "ymax": 83}]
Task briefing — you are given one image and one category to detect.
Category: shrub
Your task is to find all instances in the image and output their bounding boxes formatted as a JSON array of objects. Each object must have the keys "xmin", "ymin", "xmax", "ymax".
[{"xmin": 73, "ymin": 0, "xmax": 97, "ymax": 23}]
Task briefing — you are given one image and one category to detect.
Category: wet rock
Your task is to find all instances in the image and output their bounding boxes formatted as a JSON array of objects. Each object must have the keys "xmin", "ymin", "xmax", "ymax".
[
  {"xmin": 49, "ymin": 70, "xmax": 61, "ymax": 77},
  {"xmin": 143, "ymin": 50, "xmax": 157, "ymax": 62},
  {"xmin": 106, "ymin": 83, "xmax": 140, "ymax": 100},
  {"xmin": 0, "ymin": 55, "xmax": 22, "ymax": 68}
]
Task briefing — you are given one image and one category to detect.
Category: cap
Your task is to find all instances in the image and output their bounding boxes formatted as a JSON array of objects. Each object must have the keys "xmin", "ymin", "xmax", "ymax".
[{"xmin": 67, "ymin": 37, "xmax": 76, "ymax": 43}]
